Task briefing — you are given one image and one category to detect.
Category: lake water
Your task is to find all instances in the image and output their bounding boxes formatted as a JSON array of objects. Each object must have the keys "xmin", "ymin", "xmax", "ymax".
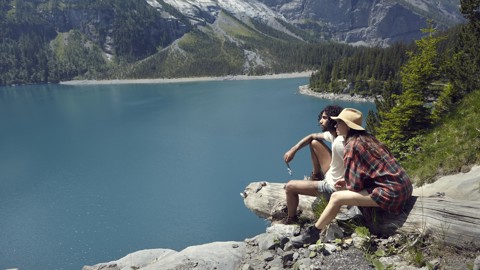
[{"xmin": 0, "ymin": 78, "xmax": 375, "ymax": 270}]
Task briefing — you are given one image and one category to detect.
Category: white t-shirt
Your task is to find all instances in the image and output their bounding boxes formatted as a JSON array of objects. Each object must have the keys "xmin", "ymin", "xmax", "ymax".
[{"xmin": 322, "ymin": 132, "xmax": 345, "ymax": 189}]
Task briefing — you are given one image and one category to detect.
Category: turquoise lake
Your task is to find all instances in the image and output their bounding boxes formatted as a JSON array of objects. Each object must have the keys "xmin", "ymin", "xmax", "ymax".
[{"xmin": 0, "ymin": 78, "xmax": 376, "ymax": 269}]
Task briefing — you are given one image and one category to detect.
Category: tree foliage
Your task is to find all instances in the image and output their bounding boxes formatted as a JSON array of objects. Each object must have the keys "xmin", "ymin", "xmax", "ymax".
[
  {"xmin": 443, "ymin": 0, "xmax": 480, "ymax": 102},
  {"xmin": 367, "ymin": 0, "xmax": 480, "ymax": 162},
  {"xmin": 372, "ymin": 23, "xmax": 445, "ymax": 157},
  {"xmin": 309, "ymin": 43, "xmax": 412, "ymax": 96},
  {"xmin": 370, "ymin": 24, "xmax": 442, "ymax": 158}
]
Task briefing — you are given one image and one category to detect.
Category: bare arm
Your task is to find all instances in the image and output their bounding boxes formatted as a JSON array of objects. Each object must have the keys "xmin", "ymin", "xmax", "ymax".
[{"xmin": 284, "ymin": 133, "xmax": 325, "ymax": 163}]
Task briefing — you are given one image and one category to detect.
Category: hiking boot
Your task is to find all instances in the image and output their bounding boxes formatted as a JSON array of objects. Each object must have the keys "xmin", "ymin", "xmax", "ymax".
[
  {"xmin": 289, "ymin": 225, "xmax": 321, "ymax": 248},
  {"xmin": 281, "ymin": 216, "xmax": 299, "ymax": 225},
  {"xmin": 309, "ymin": 172, "xmax": 324, "ymax": 181}
]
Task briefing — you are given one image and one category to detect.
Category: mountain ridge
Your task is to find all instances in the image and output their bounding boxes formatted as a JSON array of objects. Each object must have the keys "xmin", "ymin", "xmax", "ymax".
[
  {"xmin": 0, "ymin": 0, "xmax": 465, "ymax": 85},
  {"xmin": 156, "ymin": 0, "xmax": 465, "ymax": 47}
]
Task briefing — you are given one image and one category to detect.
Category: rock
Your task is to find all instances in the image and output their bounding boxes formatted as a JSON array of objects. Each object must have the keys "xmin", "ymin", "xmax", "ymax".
[
  {"xmin": 266, "ymin": 223, "xmax": 300, "ymax": 237},
  {"xmin": 240, "ymin": 264, "xmax": 253, "ymax": 270},
  {"xmin": 254, "ymin": 223, "xmax": 299, "ymax": 251},
  {"xmin": 262, "ymin": 251, "xmax": 274, "ymax": 261},
  {"xmin": 269, "ymin": 256, "xmax": 284, "ymax": 269},
  {"xmin": 428, "ymin": 258, "xmax": 441, "ymax": 270},
  {"xmin": 82, "ymin": 241, "xmax": 245, "ymax": 270},
  {"xmin": 474, "ymin": 255, "xmax": 480, "ymax": 270},
  {"xmin": 324, "ymin": 223, "xmax": 344, "ymax": 242},
  {"xmin": 294, "ymin": 258, "xmax": 312, "ymax": 269},
  {"xmin": 379, "ymin": 255, "xmax": 422, "ymax": 270},
  {"xmin": 412, "ymin": 165, "xmax": 480, "ymax": 201},
  {"xmin": 256, "ymin": 233, "xmax": 279, "ymax": 250},
  {"xmin": 82, "ymin": 249, "xmax": 176, "ymax": 270},
  {"xmin": 281, "ymin": 251, "xmax": 294, "ymax": 265},
  {"xmin": 323, "ymin": 243, "xmax": 338, "ymax": 255},
  {"xmin": 352, "ymin": 233, "xmax": 370, "ymax": 250},
  {"xmin": 265, "ymin": 0, "xmax": 463, "ymax": 46}
]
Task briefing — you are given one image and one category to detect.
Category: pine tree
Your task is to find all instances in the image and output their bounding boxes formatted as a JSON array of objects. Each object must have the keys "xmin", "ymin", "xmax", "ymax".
[
  {"xmin": 375, "ymin": 22, "xmax": 443, "ymax": 157},
  {"xmin": 445, "ymin": 0, "xmax": 480, "ymax": 99}
]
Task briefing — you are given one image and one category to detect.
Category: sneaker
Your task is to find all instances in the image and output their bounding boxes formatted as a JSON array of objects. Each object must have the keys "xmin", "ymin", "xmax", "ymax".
[
  {"xmin": 289, "ymin": 225, "xmax": 321, "ymax": 248},
  {"xmin": 281, "ymin": 216, "xmax": 299, "ymax": 225}
]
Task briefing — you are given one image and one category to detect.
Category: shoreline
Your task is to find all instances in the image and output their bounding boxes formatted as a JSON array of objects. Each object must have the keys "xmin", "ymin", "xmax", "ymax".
[
  {"xmin": 298, "ymin": 85, "xmax": 376, "ymax": 103},
  {"xmin": 60, "ymin": 71, "xmax": 376, "ymax": 103},
  {"xmin": 60, "ymin": 71, "xmax": 313, "ymax": 85}
]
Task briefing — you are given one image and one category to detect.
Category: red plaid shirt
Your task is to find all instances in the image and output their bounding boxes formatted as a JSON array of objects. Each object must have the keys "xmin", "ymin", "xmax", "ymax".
[{"xmin": 344, "ymin": 135, "xmax": 413, "ymax": 213}]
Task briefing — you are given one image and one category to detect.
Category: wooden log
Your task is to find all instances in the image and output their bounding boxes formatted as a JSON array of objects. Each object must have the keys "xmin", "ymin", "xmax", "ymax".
[{"xmin": 242, "ymin": 181, "xmax": 480, "ymax": 250}]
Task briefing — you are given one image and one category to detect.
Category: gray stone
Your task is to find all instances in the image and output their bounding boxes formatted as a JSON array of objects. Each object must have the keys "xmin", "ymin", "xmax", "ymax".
[
  {"xmin": 256, "ymin": 232, "xmax": 279, "ymax": 250},
  {"xmin": 427, "ymin": 258, "xmax": 440, "ymax": 270},
  {"xmin": 324, "ymin": 223, "xmax": 344, "ymax": 242},
  {"xmin": 240, "ymin": 264, "xmax": 253, "ymax": 270},
  {"xmin": 335, "ymin": 205, "xmax": 362, "ymax": 221},
  {"xmin": 262, "ymin": 251, "xmax": 274, "ymax": 262},
  {"xmin": 293, "ymin": 258, "xmax": 312, "ymax": 270},
  {"xmin": 256, "ymin": 223, "xmax": 301, "ymax": 251},
  {"xmin": 82, "ymin": 249, "xmax": 176, "ymax": 270},
  {"xmin": 83, "ymin": 241, "xmax": 245, "ymax": 270},
  {"xmin": 266, "ymin": 223, "xmax": 300, "ymax": 237},
  {"xmin": 352, "ymin": 233, "xmax": 370, "ymax": 250},
  {"xmin": 281, "ymin": 251, "xmax": 294, "ymax": 265},
  {"xmin": 268, "ymin": 256, "xmax": 284, "ymax": 269},
  {"xmin": 283, "ymin": 241, "xmax": 295, "ymax": 251},
  {"xmin": 474, "ymin": 255, "xmax": 480, "ymax": 270},
  {"xmin": 322, "ymin": 244, "xmax": 337, "ymax": 255}
]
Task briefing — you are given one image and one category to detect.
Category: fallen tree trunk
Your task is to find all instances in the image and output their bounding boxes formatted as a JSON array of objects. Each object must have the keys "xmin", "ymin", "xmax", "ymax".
[{"xmin": 242, "ymin": 181, "xmax": 480, "ymax": 250}]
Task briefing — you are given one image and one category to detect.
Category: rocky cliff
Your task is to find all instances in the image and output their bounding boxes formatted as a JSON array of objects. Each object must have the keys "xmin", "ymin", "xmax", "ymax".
[
  {"xmin": 158, "ymin": 0, "xmax": 465, "ymax": 47},
  {"xmin": 256, "ymin": 0, "xmax": 465, "ymax": 46},
  {"xmin": 2, "ymin": 0, "xmax": 466, "ymax": 84}
]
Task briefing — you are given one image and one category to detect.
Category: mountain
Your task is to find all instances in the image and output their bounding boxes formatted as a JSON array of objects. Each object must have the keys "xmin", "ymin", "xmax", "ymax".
[
  {"xmin": 157, "ymin": 0, "xmax": 465, "ymax": 46},
  {"xmin": 0, "ymin": 0, "xmax": 465, "ymax": 84},
  {"xmin": 121, "ymin": 0, "xmax": 466, "ymax": 78}
]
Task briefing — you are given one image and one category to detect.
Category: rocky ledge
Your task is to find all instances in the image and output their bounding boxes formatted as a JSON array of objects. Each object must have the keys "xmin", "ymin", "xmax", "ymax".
[
  {"xmin": 84, "ymin": 166, "xmax": 480, "ymax": 270},
  {"xmin": 83, "ymin": 222, "xmax": 480, "ymax": 270},
  {"xmin": 80, "ymin": 223, "xmax": 406, "ymax": 270},
  {"xmin": 82, "ymin": 241, "xmax": 246, "ymax": 270}
]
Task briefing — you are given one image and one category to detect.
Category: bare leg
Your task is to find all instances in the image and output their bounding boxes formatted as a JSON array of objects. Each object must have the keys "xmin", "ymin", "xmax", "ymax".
[
  {"xmin": 284, "ymin": 180, "xmax": 319, "ymax": 218},
  {"xmin": 309, "ymin": 140, "xmax": 332, "ymax": 176},
  {"xmin": 314, "ymin": 190, "xmax": 379, "ymax": 230}
]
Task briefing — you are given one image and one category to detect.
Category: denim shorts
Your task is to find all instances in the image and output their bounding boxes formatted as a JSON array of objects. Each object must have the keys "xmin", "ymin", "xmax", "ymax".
[{"xmin": 316, "ymin": 180, "xmax": 336, "ymax": 200}]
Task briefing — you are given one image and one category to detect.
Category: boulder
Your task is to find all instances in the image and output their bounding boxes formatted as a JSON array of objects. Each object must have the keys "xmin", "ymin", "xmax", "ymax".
[{"xmin": 83, "ymin": 241, "xmax": 245, "ymax": 270}]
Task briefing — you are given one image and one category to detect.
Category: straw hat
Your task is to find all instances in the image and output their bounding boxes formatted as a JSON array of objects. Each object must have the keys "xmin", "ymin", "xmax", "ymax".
[{"xmin": 330, "ymin": 108, "xmax": 365, "ymax": 130}]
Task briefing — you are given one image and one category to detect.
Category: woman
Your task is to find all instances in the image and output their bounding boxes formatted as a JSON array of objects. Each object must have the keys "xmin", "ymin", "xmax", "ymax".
[{"xmin": 291, "ymin": 108, "xmax": 413, "ymax": 247}]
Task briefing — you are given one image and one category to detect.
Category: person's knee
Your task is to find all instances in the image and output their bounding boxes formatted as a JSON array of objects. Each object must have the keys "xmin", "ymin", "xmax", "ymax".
[
  {"xmin": 310, "ymin": 139, "xmax": 322, "ymax": 149},
  {"xmin": 310, "ymin": 140, "xmax": 330, "ymax": 157},
  {"xmin": 329, "ymin": 192, "xmax": 344, "ymax": 207},
  {"xmin": 284, "ymin": 181, "xmax": 297, "ymax": 195}
]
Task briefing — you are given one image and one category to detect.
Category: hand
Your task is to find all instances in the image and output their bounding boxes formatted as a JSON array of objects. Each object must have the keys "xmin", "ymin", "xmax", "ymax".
[
  {"xmin": 334, "ymin": 179, "xmax": 347, "ymax": 190},
  {"xmin": 284, "ymin": 150, "xmax": 295, "ymax": 163}
]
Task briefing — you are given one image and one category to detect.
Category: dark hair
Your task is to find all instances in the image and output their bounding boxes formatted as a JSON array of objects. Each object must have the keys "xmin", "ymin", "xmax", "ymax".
[{"xmin": 319, "ymin": 105, "xmax": 343, "ymax": 132}]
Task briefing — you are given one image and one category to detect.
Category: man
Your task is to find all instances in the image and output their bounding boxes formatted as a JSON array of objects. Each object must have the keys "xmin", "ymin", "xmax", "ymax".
[{"xmin": 282, "ymin": 105, "xmax": 344, "ymax": 224}]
